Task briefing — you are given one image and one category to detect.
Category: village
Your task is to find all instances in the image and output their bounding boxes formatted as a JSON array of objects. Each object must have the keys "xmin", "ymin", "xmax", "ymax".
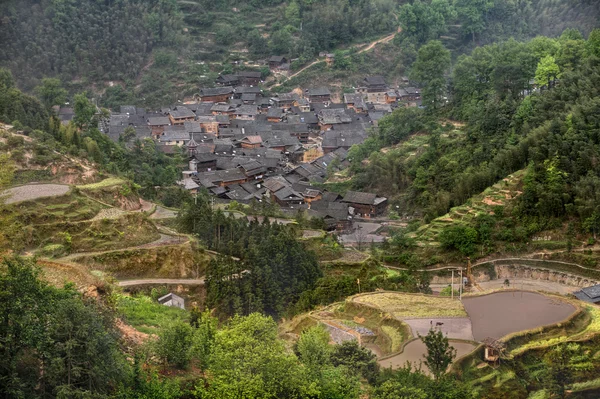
[{"xmin": 58, "ymin": 61, "xmax": 423, "ymax": 234}]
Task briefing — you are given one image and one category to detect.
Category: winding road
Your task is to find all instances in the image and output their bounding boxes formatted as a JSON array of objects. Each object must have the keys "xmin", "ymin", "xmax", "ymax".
[{"xmin": 118, "ymin": 278, "xmax": 205, "ymax": 287}]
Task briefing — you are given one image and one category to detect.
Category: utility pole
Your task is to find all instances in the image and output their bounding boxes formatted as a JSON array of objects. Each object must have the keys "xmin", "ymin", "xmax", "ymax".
[
  {"xmin": 459, "ymin": 268, "xmax": 463, "ymax": 300},
  {"xmin": 451, "ymin": 269, "xmax": 454, "ymax": 299}
]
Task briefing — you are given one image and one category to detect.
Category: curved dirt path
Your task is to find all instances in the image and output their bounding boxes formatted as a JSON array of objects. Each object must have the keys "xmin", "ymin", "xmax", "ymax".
[
  {"xmin": 118, "ymin": 278, "xmax": 205, "ymax": 287},
  {"xmin": 270, "ymin": 29, "xmax": 399, "ymax": 89},
  {"xmin": 58, "ymin": 234, "xmax": 189, "ymax": 261}
]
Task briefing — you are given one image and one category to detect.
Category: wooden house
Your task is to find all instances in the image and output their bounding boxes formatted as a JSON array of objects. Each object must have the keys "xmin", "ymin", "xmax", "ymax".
[
  {"xmin": 147, "ymin": 116, "xmax": 171, "ymax": 139},
  {"xmin": 325, "ymin": 53, "xmax": 335, "ymax": 67},
  {"xmin": 306, "ymin": 87, "xmax": 331, "ymax": 104},
  {"xmin": 197, "ymin": 115, "xmax": 219, "ymax": 134},
  {"xmin": 240, "ymin": 135, "xmax": 263, "ymax": 149},
  {"xmin": 269, "ymin": 55, "xmax": 288, "ymax": 70},
  {"xmin": 385, "ymin": 90, "xmax": 398, "ymax": 104},
  {"xmin": 199, "ymin": 86, "xmax": 234, "ymax": 102},
  {"xmin": 341, "ymin": 190, "xmax": 387, "ymax": 218},
  {"xmin": 158, "ymin": 293, "xmax": 185, "ymax": 309},
  {"xmin": 482, "ymin": 338, "xmax": 506, "ymax": 366},
  {"xmin": 168, "ymin": 106, "xmax": 195, "ymax": 125},
  {"xmin": 237, "ymin": 71, "xmax": 262, "ymax": 86},
  {"xmin": 232, "ymin": 105, "xmax": 258, "ymax": 121},
  {"xmin": 216, "ymin": 74, "xmax": 240, "ymax": 86},
  {"xmin": 318, "ymin": 108, "xmax": 352, "ymax": 131},
  {"xmin": 267, "ymin": 107, "xmax": 285, "ymax": 122}
]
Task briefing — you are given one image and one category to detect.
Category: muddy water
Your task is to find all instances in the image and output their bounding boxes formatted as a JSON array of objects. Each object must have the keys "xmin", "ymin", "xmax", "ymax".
[
  {"xmin": 462, "ymin": 291, "xmax": 576, "ymax": 341},
  {"xmin": 379, "ymin": 340, "xmax": 477, "ymax": 372}
]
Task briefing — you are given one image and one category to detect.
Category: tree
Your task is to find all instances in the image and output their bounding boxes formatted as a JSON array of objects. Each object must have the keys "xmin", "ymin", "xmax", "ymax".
[
  {"xmin": 410, "ymin": 40, "xmax": 451, "ymax": 109},
  {"xmin": 155, "ymin": 321, "xmax": 195, "ymax": 369},
  {"xmin": 296, "ymin": 326, "xmax": 331, "ymax": 376},
  {"xmin": 120, "ymin": 126, "xmax": 137, "ymax": 143},
  {"xmin": 420, "ymin": 328, "xmax": 456, "ymax": 380},
  {"xmin": 454, "ymin": 0, "xmax": 493, "ymax": 43},
  {"xmin": 373, "ymin": 380, "xmax": 427, "ymax": 399},
  {"xmin": 330, "ymin": 340, "xmax": 380, "ymax": 384},
  {"xmin": 534, "ymin": 55, "xmax": 560, "ymax": 88},
  {"xmin": 544, "ymin": 343, "xmax": 592, "ymax": 399},
  {"xmin": 191, "ymin": 309, "xmax": 217, "ymax": 371},
  {"xmin": 0, "ymin": 154, "xmax": 15, "ymax": 189},
  {"xmin": 585, "ymin": 28, "xmax": 600, "ymax": 59},
  {"xmin": 73, "ymin": 93, "xmax": 96, "ymax": 129},
  {"xmin": 35, "ymin": 78, "xmax": 68, "ymax": 108},
  {"xmin": 195, "ymin": 313, "xmax": 310, "ymax": 398}
]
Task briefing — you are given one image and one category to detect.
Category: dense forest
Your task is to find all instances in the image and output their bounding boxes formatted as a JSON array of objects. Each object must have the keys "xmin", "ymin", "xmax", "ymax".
[
  {"xmin": 0, "ymin": 0, "xmax": 183, "ymax": 92},
  {"xmin": 177, "ymin": 191, "xmax": 322, "ymax": 318}
]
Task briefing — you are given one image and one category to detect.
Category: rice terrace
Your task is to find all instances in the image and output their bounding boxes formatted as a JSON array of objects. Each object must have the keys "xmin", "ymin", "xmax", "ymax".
[{"xmin": 288, "ymin": 287, "xmax": 595, "ymax": 379}]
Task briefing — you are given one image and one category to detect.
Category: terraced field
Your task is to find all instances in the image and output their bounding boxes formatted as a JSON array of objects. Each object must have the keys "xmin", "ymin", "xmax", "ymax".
[{"xmin": 410, "ymin": 169, "xmax": 525, "ymax": 246}]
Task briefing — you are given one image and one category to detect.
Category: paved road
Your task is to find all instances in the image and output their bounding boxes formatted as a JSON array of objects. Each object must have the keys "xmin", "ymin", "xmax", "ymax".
[{"xmin": 118, "ymin": 278, "xmax": 205, "ymax": 287}]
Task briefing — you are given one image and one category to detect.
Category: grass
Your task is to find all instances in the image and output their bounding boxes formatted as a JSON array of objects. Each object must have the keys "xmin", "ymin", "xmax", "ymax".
[
  {"xmin": 509, "ymin": 305, "xmax": 600, "ymax": 357},
  {"xmin": 352, "ymin": 292, "xmax": 467, "ymax": 319},
  {"xmin": 381, "ymin": 325, "xmax": 403, "ymax": 352},
  {"xmin": 116, "ymin": 294, "xmax": 189, "ymax": 335},
  {"xmin": 571, "ymin": 378, "xmax": 600, "ymax": 393},
  {"xmin": 77, "ymin": 177, "xmax": 126, "ymax": 190}
]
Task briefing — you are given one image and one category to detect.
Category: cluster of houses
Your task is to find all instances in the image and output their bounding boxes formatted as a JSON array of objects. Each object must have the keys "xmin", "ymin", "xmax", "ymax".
[{"xmin": 95, "ymin": 75, "xmax": 421, "ymax": 229}]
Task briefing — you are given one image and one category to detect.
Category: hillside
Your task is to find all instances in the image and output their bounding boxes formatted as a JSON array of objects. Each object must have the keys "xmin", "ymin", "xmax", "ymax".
[{"xmin": 2, "ymin": 0, "xmax": 600, "ymax": 108}]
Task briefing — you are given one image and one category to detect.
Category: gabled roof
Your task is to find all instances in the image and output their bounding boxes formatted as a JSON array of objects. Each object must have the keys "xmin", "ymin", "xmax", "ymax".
[
  {"xmin": 307, "ymin": 87, "xmax": 331, "ymax": 97},
  {"xmin": 241, "ymin": 135, "xmax": 262, "ymax": 145},
  {"xmin": 200, "ymin": 86, "xmax": 234, "ymax": 96},
  {"xmin": 241, "ymin": 93, "xmax": 257, "ymax": 102},
  {"xmin": 342, "ymin": 190, "xmax": 377, "ymax": 205},
  {"xmin": 169, "ymin": 107, "xmax": 195, "ymax": 119},
  {"xmin": 234, "ymin": 105, "xmax": 258, "ymax": 116},
  {"xmin": 318, "ymin": 108, "xmax": 353, "ymax": 125},
  {"xmin": 216, "ymin": 74, "xmax": 240, "ymax": 83},
  {"xmin": 211, "ymin": 103, "xmax": 236, "ymax": 113},
  {"xmin": 274, "ymin": 186, "xmax": 303, "ymax": 201},
  {"xmin": 269, "ymin": 55, "xmax": 286, "ymax": 63},
  {"xmin": 364, "ymin": 76, "xmax": 386, "ymax": 86},
  {"xmin": 574, "ymin": 284, "xmax": 600, "ymax": 303},
  {"xmin": 267, "ymin": 108, "xmax": 285, "ymax": 118},
  {"xmin": 147, "ymin": 116, "xmax": 171, "ymax": 126}
]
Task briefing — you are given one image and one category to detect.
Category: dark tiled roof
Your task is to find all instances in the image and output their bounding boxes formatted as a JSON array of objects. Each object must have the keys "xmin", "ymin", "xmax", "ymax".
[
  {"xmin": 169, "ymin": 107, "xmax": 195, "ymax": 119},
  {"xmin": 342, "ymin": 190, "xmax": 377, "ymax": 205},
  {"xmin": 574, "ymin": 284, "xmax": 600, "ymax": 303},
  {"xmin": 147, "ymin": 116, "xmax": 170, "ymax": 126},
  {"xmin": 308, "ymin": 87, "xmax": 331, "ymax": 97},
  {"xmin": 200, "ymin": 86, "xmax": 234, "ymax": 96},
  {"xmin": 364, "ymin": 76, "xmax": 386, "ymax": 86}
]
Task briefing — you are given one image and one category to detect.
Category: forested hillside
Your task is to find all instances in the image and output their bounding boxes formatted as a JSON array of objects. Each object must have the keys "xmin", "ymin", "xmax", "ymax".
[
  {"xmin": 0, "ymin": 0, "xmax": 183, "ymax": 91},
  {"xmin": 2, "ymin": 0, "xmax": 600, "ymax": 107}
]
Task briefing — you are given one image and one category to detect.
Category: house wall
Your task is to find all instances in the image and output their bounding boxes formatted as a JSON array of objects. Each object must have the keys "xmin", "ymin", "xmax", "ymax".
[
  {"xmin": 169, "ymin": 115, "xmax": 195, "ymax": 125},
  {"xmin": 303, "ymin": 148, "xmax": 324, "ymax": 162},
  {"xmin": 366, "ymin": 92, "xmax": 386, "ymax": 104},
  {"xmin": 200, "ymin": 122, "xmax": 219, "ymax": 134},
  {"xmin": 241, "ymin": 142, "xmax": 261, "ymax": 149}
]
